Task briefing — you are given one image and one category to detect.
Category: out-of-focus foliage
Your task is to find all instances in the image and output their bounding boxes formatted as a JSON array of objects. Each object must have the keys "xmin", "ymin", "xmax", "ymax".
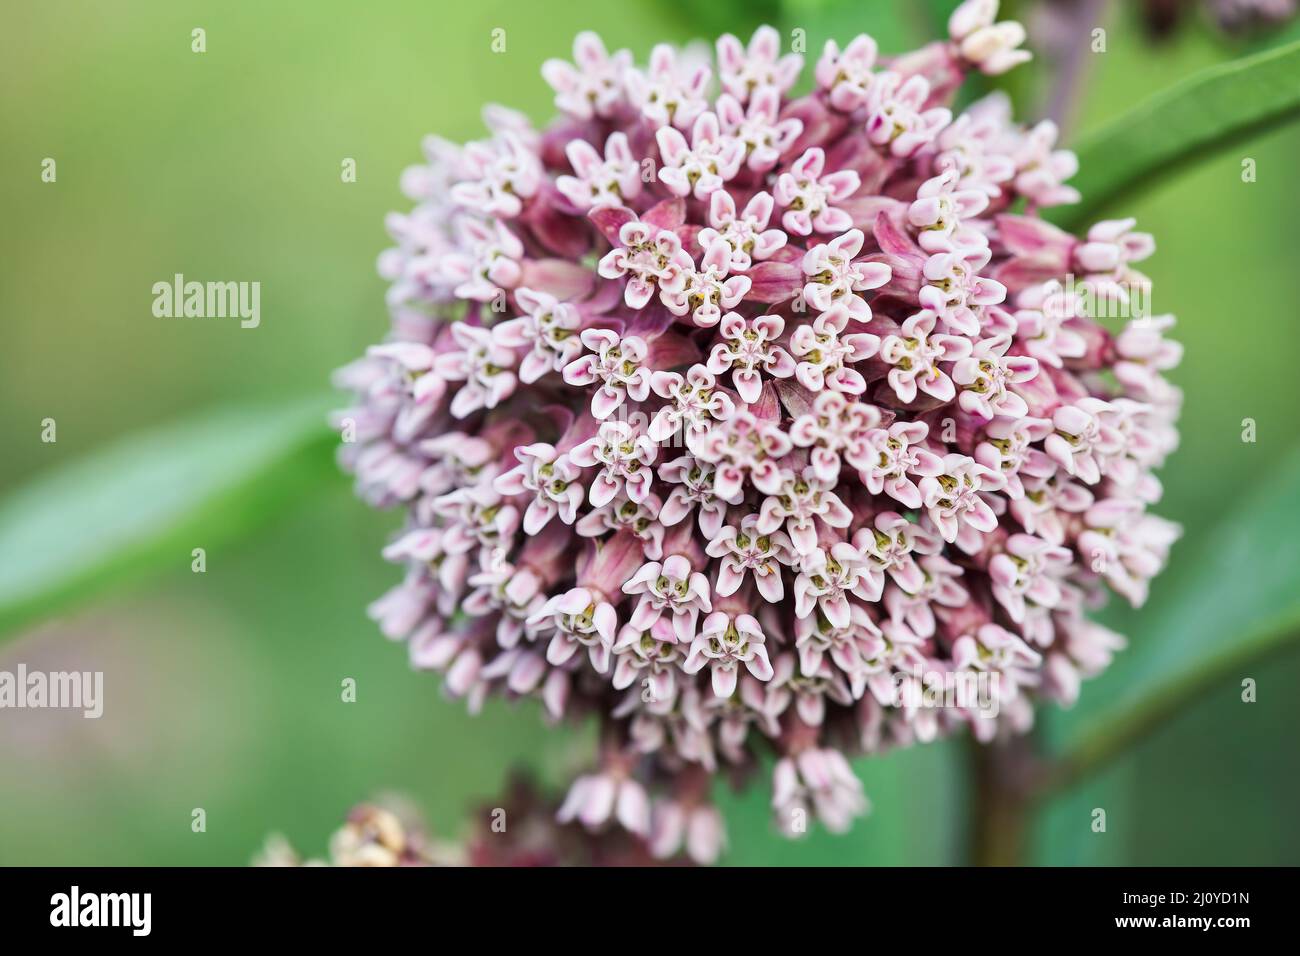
[{"xmin": 1053, "ymin": 37, "xmax": 1300, "ymax": 228}]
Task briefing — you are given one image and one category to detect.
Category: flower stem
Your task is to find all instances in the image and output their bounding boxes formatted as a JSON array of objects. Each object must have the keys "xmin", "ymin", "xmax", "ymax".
[{"xmin": 968, "ymin": 734, "xmax": 1040, "ymax": 866}]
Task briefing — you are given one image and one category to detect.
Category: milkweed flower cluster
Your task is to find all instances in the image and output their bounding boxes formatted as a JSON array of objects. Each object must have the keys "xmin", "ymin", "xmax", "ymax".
[{"xmin": 334, "ymin": 0, "xmax": 1181, "ymax": 863}]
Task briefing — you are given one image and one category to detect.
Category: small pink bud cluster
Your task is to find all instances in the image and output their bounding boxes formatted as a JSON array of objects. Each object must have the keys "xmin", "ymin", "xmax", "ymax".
[
  {"xmin": 255, "ymin": 778, "xmax": 679, "ymax": 867},
  {"xmin": 336, "ymin": 1, "xmax": 1181, "ymax": 863}
]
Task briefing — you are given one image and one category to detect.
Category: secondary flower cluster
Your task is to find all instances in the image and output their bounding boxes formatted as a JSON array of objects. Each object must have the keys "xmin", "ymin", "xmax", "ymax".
[
  {"xmin": 335, "ymin": 0, "xmax": 1181, "ymax": 863},
  {"xmin": 255, "ymin": 778, "xmax": 676, "ymax": 866}
]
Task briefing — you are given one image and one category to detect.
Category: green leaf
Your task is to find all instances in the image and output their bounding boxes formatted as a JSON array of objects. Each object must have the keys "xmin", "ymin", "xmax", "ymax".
[
  {"xmin": 1042, "ymin": 449, "xmax": 1300, "ymax": 791},
  {"xmin": 0, "ymin": 395, "xmax": 339, "ymax": 641},
  {"xmin": 1051, "ymin": 38, "xmax": 1300, "ymax": 231}
]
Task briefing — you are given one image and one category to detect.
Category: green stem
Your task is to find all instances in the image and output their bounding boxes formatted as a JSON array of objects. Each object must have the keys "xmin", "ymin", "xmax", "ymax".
[{"xmin": 1036, "ymin": 629, "xmax": 1300, "ymax": 798}]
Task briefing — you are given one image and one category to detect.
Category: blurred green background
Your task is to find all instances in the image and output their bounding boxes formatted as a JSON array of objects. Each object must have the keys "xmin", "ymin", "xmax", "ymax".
[{"xmin": 1, "ymin": 0, "xmax": 1298, "ymax": 865}]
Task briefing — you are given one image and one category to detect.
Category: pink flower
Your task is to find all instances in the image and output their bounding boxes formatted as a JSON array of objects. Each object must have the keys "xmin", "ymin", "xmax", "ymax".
[
  {"xmin": 494, "ymin": 442, "xmax": 584, "ymax": 533},
  {"xmin": 697, "ymin": 190, "xmax": 786, "ymax": 273},
  {"xmin": 464, "ymin": 558, "xmax": 547, "ymax": 649},
  {"xmin": 775, "ymin": 147, "xmax": 861, "ymax": 236},
  {"xmin": 950, "ymin": 623, "xmax": 1042, "ymax": 703},
  {"xmin": 865, "ymin": 72, "xmax": 952, "ymax": 158},
  {"xmin": 451, "ymin": 133, "xmax": 542, "ymax": 219},
  {"xmin": 558, "ymin": 769, "xmax": 651, "ymax": 836},
  {"xmin": 625, "ymin": 554, "xmax": 713, "ymax": 643},
  {"xmin": 789, "ymin": 303, "xmax": 881, "ymax": 394},
  {"xmin": 1114, "ymin": 314, "xmax": 1183, "ymax": 402},
  {"xmin": 542, "ymin": 31, "xmax": 632, "ymax": 120},
  {"xmin": 756, "ymin": 466, "xmax": 853, "ymax": 556},
  {"xmin": 934, "ymin": 101, "xmax": 1016, "ymax": 198},
  {"xmin": 1043, "ymin": 397, "xmax": 1124, "ymax": 485},
  {"xmin": 951, "ymin": 333, "xmax": 1039, "ymax": 420},
  {"xmin": 919, "ymin": 453, "xmax": 1004, "ymax": 542},
  {"xmin": 648, "ymin": 364, "xmax": 735, "ymax": 444},
  {"xmin": 570, "ymin": 419, "xmax": 658, "ymax": 506},
  {"xmin": 1011, "ymin": 120, "xmax": 1080, "ymax": 208},
  {"xmin": 662, "ymin": 239, "xmax": 751, "ymax": 326},
  {"xmin": 802, "ymin": 229, "xmax": 893, "ymax": 319},
  {"xmin": 706, "ymin": 312, "xmax": 795, "ymax": 404},
  {"xmin": 612, "ymin": 617, "xmax": 684, "ymax": 704},
  {"xmin": 716, "ymin": 87, "xmax": 803, "ymax": 173},
  {"xmin": 433, "ymin": 323, "xmax": 519, "ymax": 418},
  {"xmin": 1013, "ymin": 280, "xmax": 1088, "ymax": 369},
  {"xmin": 852, "ymin": 511, "xmax": 944, "ymax": 594},
  {"xmin": 716, "ymin": 25, "xmax": 802, "ymax": 101},
  {"xmin": 650, "ymin": 797, "xmax": 726, "ymax": 864},
  {"xmin": 815, "ymin": 34, "xmax": 879, "ymax": 112},
  {"xmin": 1074, "ymin": 217, "xmax": 1156, "ymax": 274},
  {"xmin": 1011, "ymin": 471, "xmax": 1094, "ymax": 545},
  {"xmin": 706, "ymin": 513, "xmax": 794, "ymax": 602},
  {"xmin": 793, "ymin": 542, "xmax": 883, "ymax": 627},
  {"xmin": 555, "ymin": 133, "xmax": 641, "ymax": 211},
  {"xmin": 948, "ymin": 0, "xmax": 1032, "ymax": 76},
  {"xmin": 691, "ymin": 406, "xmax": 793, "ymax": 500},
  {"xmin": 656, "ymin": 112, "xmax": 745, "ymax": 201},
  {"xmin": 974, "ymin": 415, "xmax": 1055, "ymax": 499},
  {"xmin": 772, "ymin": 748, "xmax": 868, "ymax": 835},
  {"xmin": 491, "ymin": 287, "xmax": 583, "ymax": 384},
  {"xmin": 657, "ymin": 454, "xmax": 728, "ymax": 537},
  {"xmin": 418, "ymin": 430, "xmax": 496, "ymax": 497},
  {"xmin": 530, "ymin": 585, "xmax": 618, "ymax": 673},
  {"xmin": 562, "ymin": 328, "xmax": 652, "ymax": 419},
  {"xmin": 440, "ymin": 216, "xmax": 523, "ymax": 302},
  {"xmin": 918, "ymin": 246, "xmax": 1007, "ymax": 335},
  {"xmin": 626, "ymin": 43, "xmax": 711, "ymax": 129},
  {"xmin": 908, "ymin": 168, "xmax": 991, "ymax": 253},
  {"xmin": 431, "ymin": 480, "xmax": 520, "ymax": 555},
  {"xmin": 1078, "ymin": 499, "xmax": 1180, "ymax": 607},
  {"xmin": 576, "ymin": 492, "xmax": 665, "ymax": 561},
  {"xmin": 596, "ymin": 218, "xmax": 694, "ymax": 309},
  {"xmin": 846, "ymin": 420, "xmax": 945, "ymax": 509},
  {"xmin": 988, "ymin": 533, "xmax": 1072, "ymax": 623},
  {"xmin": 479, "ymin": 643, "xmax": 550, "ymax": 698},
  {"xmin": 789, "ymin": 390, "xmax": 882, "ymax": 482},
  {"xmin": 879, "ymin": 310, "xmax": 973, "ymax": 403},
  {"xmin": 767, "ymin": 652, "xmax": 853, "ymax": 725},
  {"xmin": 793, "ymin": 603, "xmax": 893, "ymax": 695},
  {"xmin": 885, "ymin": 555, "xmax": 968, "ymax": 637},
  {"xmin": 685, "ymin": 609, "xmax": 775, "ymax": 697}
]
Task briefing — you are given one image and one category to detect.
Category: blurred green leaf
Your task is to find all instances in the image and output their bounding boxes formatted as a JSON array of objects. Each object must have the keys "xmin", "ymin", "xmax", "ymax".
[
  {"xmin": 1042, "ymin": 449, "xmax": 1300, "ymax": 790},
  {"xmin": 654, "ymin": 0, "xmax": 780, "ymax": 40},
  {"xmin": 776, "ymin": 0, "xmax": 926, "ymax": 53},
  {"xmin": 718, "ymin": 738, "xmax": 961, "ymax": 865},
  {"xmin": 0, "ymin": 396, "xmax": 339, "ymax": 640},
  {"xmin": 1031, "ymin": 759, "xmax": 1137, "ymax": 864},
  {"xmin": 1053, "ymin": 38, "xmax": 1300, "ymax": 230}
]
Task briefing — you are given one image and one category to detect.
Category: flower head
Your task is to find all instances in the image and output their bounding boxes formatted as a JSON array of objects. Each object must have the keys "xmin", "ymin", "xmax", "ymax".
[{"xmin": 338, "ymin": 16, "xmax": 1181, "ymax": 860}]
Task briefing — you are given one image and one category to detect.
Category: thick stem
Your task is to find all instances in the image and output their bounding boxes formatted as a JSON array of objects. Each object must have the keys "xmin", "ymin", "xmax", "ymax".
[
  {"xmin": 1043, "ymin": 0, "xmax": 1109, "ymax": 138},
  {"xmin": 968, "ymin": 734, "xmax": 1040, "ymax": 866}
]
